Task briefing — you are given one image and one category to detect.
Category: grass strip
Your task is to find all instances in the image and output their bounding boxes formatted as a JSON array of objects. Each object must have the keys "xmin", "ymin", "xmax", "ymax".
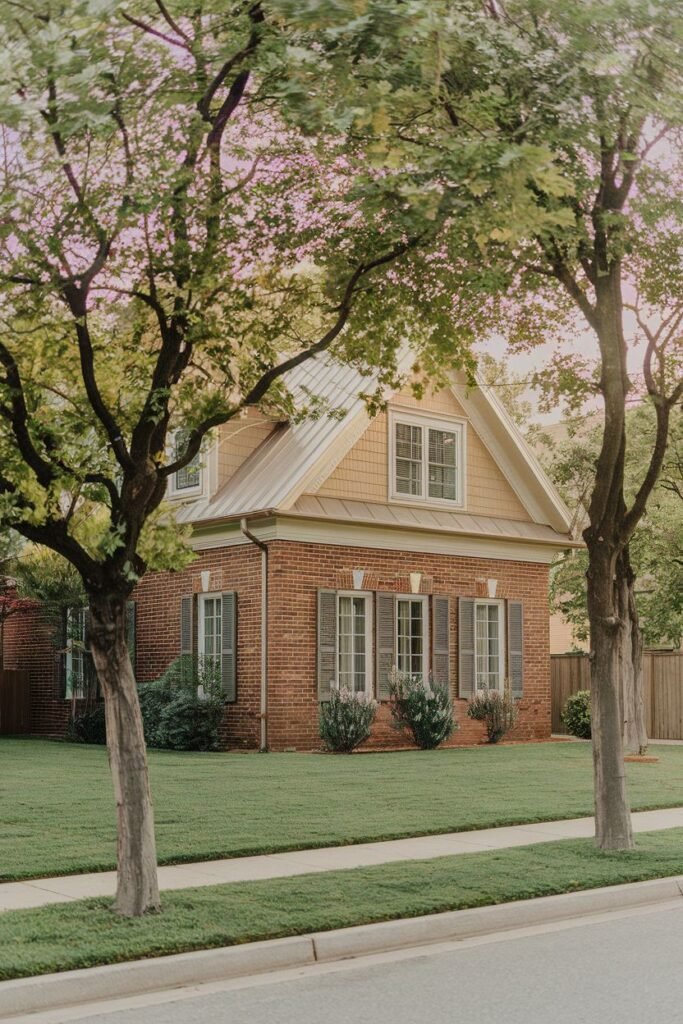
[
  {"xmin": 3, "ymin": 738, "xmax": 683, "ymax": 881},
  {"xmin": 3, "ymin": 827, "xmax": 683, "ymax": 982}
]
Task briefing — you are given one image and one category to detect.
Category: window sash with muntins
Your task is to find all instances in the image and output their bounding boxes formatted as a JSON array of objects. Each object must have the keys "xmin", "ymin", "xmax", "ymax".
[
  {"xmin": 390, "ymin": 412, "xmax": 463, "ymax": 507},
  {"xmin": 65, "ymin": 606, "xmax": 86, "ymax": 699},
  {"xmin": 199, "ymin": 593, "xmax": 222, "ymax": 673},
  {"xmin": 396, "ymin": 596, "xmax": 428, "ymax": 679},
  {"xmin": 475, "ymin": 600, "xmax": 504, "ymax": 690},
  {"xmin": 173, "ymin": 429, "xmax": 201, "ymax": 492},
  {"xmin": 337, "ymin": 592, "xmax": 372, "ymax": 695}
]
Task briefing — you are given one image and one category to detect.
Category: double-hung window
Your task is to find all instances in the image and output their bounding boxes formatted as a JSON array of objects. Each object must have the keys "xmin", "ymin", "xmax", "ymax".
[
  {"xmin": 171, "ymin": 429, "xmax": 202, "ymax": 495},
  {"xmin": 198, "ymin": 593, "xmax": 222, "ymax": 674},
  {"xmin": 390, "ymin": 411, "xmax": 464, "ymax": 506},
  {"xmin": 65, "ymin": 606, "xmax": 87, "ymax": 699},
  {"xmin": 396, "ymin": 595, "xmax": 429, "ymax": 679},
  {"xmin": 475, "ymin": 600, "xmax": 505, "ymax": 691},
  {"xmin": 337, "ymin": 592, "xmax": 372, "ymax": 694}
]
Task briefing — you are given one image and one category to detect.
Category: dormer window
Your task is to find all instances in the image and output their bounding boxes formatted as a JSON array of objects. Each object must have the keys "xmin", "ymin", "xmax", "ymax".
[
  {"xmin": 389, "ymin": 410, "xmax": 465, "ymax": 507},
  {"xmin": 169, "ymin": 429, "xmax": 202, "ymax": 497}
]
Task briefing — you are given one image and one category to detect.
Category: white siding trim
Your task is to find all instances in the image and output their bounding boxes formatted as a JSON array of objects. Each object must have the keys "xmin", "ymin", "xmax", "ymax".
[{"xmin": 190, "ymin": 516, "xmax": 562, "ymax": 563}]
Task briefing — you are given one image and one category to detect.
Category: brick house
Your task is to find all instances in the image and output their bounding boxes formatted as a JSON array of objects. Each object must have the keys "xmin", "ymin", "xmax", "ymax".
[{"xmin": 4, "ymin": 356, "xmax": 579, "ymax": 749}]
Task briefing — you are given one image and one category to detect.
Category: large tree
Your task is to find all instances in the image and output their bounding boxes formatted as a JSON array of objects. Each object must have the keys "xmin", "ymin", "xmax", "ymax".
[
  {"xmin": 544, "ymin": 405, "xmax": 683, "ymax": 653},
  {"xmin": 297, "ymin": 0, "xmax": 683, "ymax": 849},
  {"xmin": 0, "ymin": 1, "xmax": 483, "ymax": 915}
]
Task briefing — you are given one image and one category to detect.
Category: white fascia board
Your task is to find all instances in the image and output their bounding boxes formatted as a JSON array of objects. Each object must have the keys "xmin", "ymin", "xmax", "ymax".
[
  {"xmin": 451, "ymin": 378, "xmax": 573, "ymax": 534},
  {"xmin": 190, "ymin": 515, "xmax": 569, "ymax": 564}
]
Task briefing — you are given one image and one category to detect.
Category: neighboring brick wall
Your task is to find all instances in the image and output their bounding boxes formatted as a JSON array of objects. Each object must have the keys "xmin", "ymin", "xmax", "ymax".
[
  {"xmin": 3, "ymin": 602, "xmax": 69, "ymax": 736},
  {"xmin": 264, "ymin": 540, "xmax": 551, "ymax": 752},
  {"xmin": 8, "ymin": 538, "xmax": 551, "ymax": 752}
]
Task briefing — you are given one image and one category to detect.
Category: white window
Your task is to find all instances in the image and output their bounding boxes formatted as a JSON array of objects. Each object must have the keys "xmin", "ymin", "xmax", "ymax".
[
  {"xmin": 65, "ymin": 606, "xmax": 86, "ymax": 699},
  {"xmin": 390, "ymin": 411, "xmax": 464, "ymax": 507},
  {"xmin": 170, "ymin": 429, "xmax": 202, "ymax": 495},
  {"xmin": 337, "ymin": 592, "xmax": 373, "ymax": 694},
  {"xmin": 198, "ymin": 593, "xmax": 222, "ymax": 673},
  {"xmin": 475, "ymin": 600, "xmax": 505, "ymax": 691},
  {"xmin": 396, "ymin": 595, "xmax": 429, "ymax": 679}
]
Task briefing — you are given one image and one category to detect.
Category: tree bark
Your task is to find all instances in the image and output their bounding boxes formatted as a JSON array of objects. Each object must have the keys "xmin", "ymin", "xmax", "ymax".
[
  {"xmin": 586, "ymin": 542, "xmax": 634, "ymax": 850},
  {"xmin": 618, "ymin": 548, "xmax": 648, "ymax": 755},
  {"xmin": 88, "ymin": 594, "xmax": 160, "ymax": 917}
]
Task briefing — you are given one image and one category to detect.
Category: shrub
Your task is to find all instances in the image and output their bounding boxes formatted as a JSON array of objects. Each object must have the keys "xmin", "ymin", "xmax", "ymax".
[
  {"xmin": 467, "ymin": 688, "xmax": 518, "ymax": 743},
  {"xmin": 389, "ymin": 669, "xmax": 456, "ymax": 750},
  {"xmin": 138, "ymin": 657, "xmax": 225, "ymax": 751},
  {"xmin": 319, "ymin": 687, "xmax": 377, "ymax": 753},
  {"xmin": 65, "ymin": 704, "xmax": 106, "ymax": 745},
  {"xmin": 156, "ymin": 689, "xmax": 226, "ymax": 751},
  {"xmin": 562, "ymin": 689, "xmax": 592, "ymax": 739}
]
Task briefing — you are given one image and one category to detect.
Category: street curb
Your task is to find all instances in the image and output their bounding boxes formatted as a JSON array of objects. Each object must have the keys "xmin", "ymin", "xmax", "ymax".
[{"xmin": 2, "ymin": 875, "xmax": 683, "ymax": 1019}]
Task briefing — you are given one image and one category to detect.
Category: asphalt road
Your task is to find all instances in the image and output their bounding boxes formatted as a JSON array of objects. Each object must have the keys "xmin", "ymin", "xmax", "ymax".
[{"xmin": 23, "ymin": 902, "xmax": 683, "ymax": 1024}]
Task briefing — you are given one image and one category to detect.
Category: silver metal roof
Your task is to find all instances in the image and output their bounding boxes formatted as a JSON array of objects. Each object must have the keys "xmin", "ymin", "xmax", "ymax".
[
  {"xmin": 175, "ymin": 353, "xmax": 372, "ymax": 524},
  {"xmin": 285, "ymin": 494, "xmax": 578, "ymax": 547}
]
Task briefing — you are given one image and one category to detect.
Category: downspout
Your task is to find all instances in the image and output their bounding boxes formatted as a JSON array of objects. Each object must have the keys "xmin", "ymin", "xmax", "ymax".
[{"xmin": 240, "ymin": 518, "xmax": 268, "ymax": 752}]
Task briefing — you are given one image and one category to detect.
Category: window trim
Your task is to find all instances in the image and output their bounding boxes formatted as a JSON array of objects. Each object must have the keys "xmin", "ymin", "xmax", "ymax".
[
  {"xmin": 395, "ymin": 593, "xmax": 430, "ymax": 681},
  {"xmin": 335, "ymin": 590, "xmax": 374, "ymax": 696},
  {"xmin": 474, "ymin": 598, "xmax": 506, "ymax": 692},
  {"xmin": 197, "ymin": 591, "xmax": 223, "ymax": 671},
  {"xmin": 388, "ymin": 408, "xmax": 466, "ymax": 510},
  {"xmin": 167, "ymin": 430, "xmax": 206, "ymax": 500}
]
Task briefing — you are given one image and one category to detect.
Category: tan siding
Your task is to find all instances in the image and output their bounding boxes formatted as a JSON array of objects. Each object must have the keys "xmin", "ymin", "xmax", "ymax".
[
  {"xmin": 315, "ymin": 386, "xmax": 532, "ymax": 522},
  {"xmin": 217, "ymin": 411, "xmax": 275, "ymax": 491}
]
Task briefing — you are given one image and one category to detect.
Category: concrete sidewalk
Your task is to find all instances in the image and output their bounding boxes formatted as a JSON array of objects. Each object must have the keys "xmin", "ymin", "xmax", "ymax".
[{"xmin": 3, "ymin": 806, "xmax": 683, "ymax": 913}]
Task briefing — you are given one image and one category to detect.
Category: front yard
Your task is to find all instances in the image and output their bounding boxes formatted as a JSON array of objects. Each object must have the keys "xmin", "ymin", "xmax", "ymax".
[
  {"xmin": 3, "ymin": 828, "xmax": 683, "ymax": 981},
  {"xmin": 3, "ymin": 738, "xmax": 683, "ymax": 881}
]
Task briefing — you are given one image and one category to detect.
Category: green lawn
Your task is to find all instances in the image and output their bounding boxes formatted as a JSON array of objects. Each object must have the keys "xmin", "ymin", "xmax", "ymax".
[
  {"xmin": 3, "ymin": 737, "xmax": 683, "ymax": 882},
  {"xmin": 3, "ymin": 828, "xmax": 683, "ymax": 981}
]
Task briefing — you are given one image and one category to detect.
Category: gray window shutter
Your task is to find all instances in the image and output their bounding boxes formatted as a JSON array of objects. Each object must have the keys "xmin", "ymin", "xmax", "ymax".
[
  {"xmin": 56, "ymin": 608, "xmax": 67, "ymax": 698},
  {"xmin": 180, "ymin": 594, "xmax": 193, "ymax": 656},
  {"xmin": 221, "ymin": 592, "xmax": 237, "ymax": 701},
  {"xmin": 508, "ymin": 600, "xmax": 524, "ymax": 699},
  {"xmin": 317, "ymin": 589, "xmax": 337, "ymax": 701},
  {"xmin": 432, "ymin": 596, "xmax": 450, "ymax": 688},
  {"xmin": 458, "ymin": 597, "xmax": 475, "ymax": 698},
  {"xmin": 126, "ymin": 601, "xmax": 136, "ymax": 676},
  {"xmin": 376, "ymin": 592, "xmax": 395, "ymax": 701}
]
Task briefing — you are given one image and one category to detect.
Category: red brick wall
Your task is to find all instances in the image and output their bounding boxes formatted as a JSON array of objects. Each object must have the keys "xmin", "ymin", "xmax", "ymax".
[
  {"xmin": 265, "ymin": 540, "xmax": 551, "ymax": 751},
  {"xmin": 134, "ymin": 543, "xmax": 263, "ymax": 749},
  {"xmin": 3, "ymin": 602, "xmax": 69, "ymax": 736},
  {"xmin": 6, "ymin": 538, "xmax": 551, "ymax": 752}
]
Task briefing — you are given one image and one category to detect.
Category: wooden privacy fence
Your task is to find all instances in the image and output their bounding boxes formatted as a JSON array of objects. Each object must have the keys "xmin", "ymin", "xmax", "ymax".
[
  {"xmin": 551, "ymin": 652, "xmax": 683, "ymax": 740},
  {"xmin": 0, "ymin": 670, "xmax": 30, "ymax": 735}
]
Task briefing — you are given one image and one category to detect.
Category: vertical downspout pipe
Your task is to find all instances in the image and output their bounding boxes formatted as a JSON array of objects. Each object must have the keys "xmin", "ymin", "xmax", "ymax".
[{"xmin": 240, "ymin": 518, "xmax": 268, "ymax": 752}]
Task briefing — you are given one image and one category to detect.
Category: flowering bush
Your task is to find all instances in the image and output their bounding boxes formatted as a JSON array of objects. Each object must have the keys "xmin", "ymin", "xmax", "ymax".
[
  {"xmin": 319, "ymin": 687, "xmax": 378, "ymax": 753},
  {"xmin": 467, "ymin": 688, "xmax": 518, "ymax": 743},
  {"xmin": 562, "ymin": 689, "xmax": 592, "ymax": 739},
  {"xmin": 389, "ymin": 669, "xmax": 456, "ymax": 750}
]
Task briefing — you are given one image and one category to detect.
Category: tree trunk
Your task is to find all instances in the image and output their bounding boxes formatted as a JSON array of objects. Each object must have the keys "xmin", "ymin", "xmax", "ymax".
[
  {"xmin": 88, "ymin": 594, "xmax": 160, "ymax": 917},
  {"xmin": 618, "ymin": 549, "xmax": 648, "ymax": 755},
  {"xmin": 586, "ymin": 542, "xmax": 634, "ymax": 850}
]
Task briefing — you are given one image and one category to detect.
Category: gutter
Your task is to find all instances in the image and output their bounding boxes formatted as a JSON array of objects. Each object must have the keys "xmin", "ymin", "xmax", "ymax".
[{"xmin": 239, "ymin": 518, "xmax": 269, "ymax": 752}]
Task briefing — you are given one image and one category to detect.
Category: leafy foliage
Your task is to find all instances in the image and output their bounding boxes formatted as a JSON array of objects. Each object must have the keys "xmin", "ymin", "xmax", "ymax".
[
  {"xmin": 543, "ymin": 406, "xmax": 683, "ymax": 648},
  {"xmin": 389, "ymin": 670, "xmax": 456, "ymax": 750},
  {"xmin": 562, "ymin": 690, "xmax": 592, "ymax": 741},
  {"xmin": 138, "ymin": 657, "xmax": 225, "ymax": 752},
  {"xmin": 319, "ymin": 687, "xmax": 378, "ymax": 753},
  {"xmin": 467, "ymin": 689, "xmax": 518, "ymax": 744}
]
